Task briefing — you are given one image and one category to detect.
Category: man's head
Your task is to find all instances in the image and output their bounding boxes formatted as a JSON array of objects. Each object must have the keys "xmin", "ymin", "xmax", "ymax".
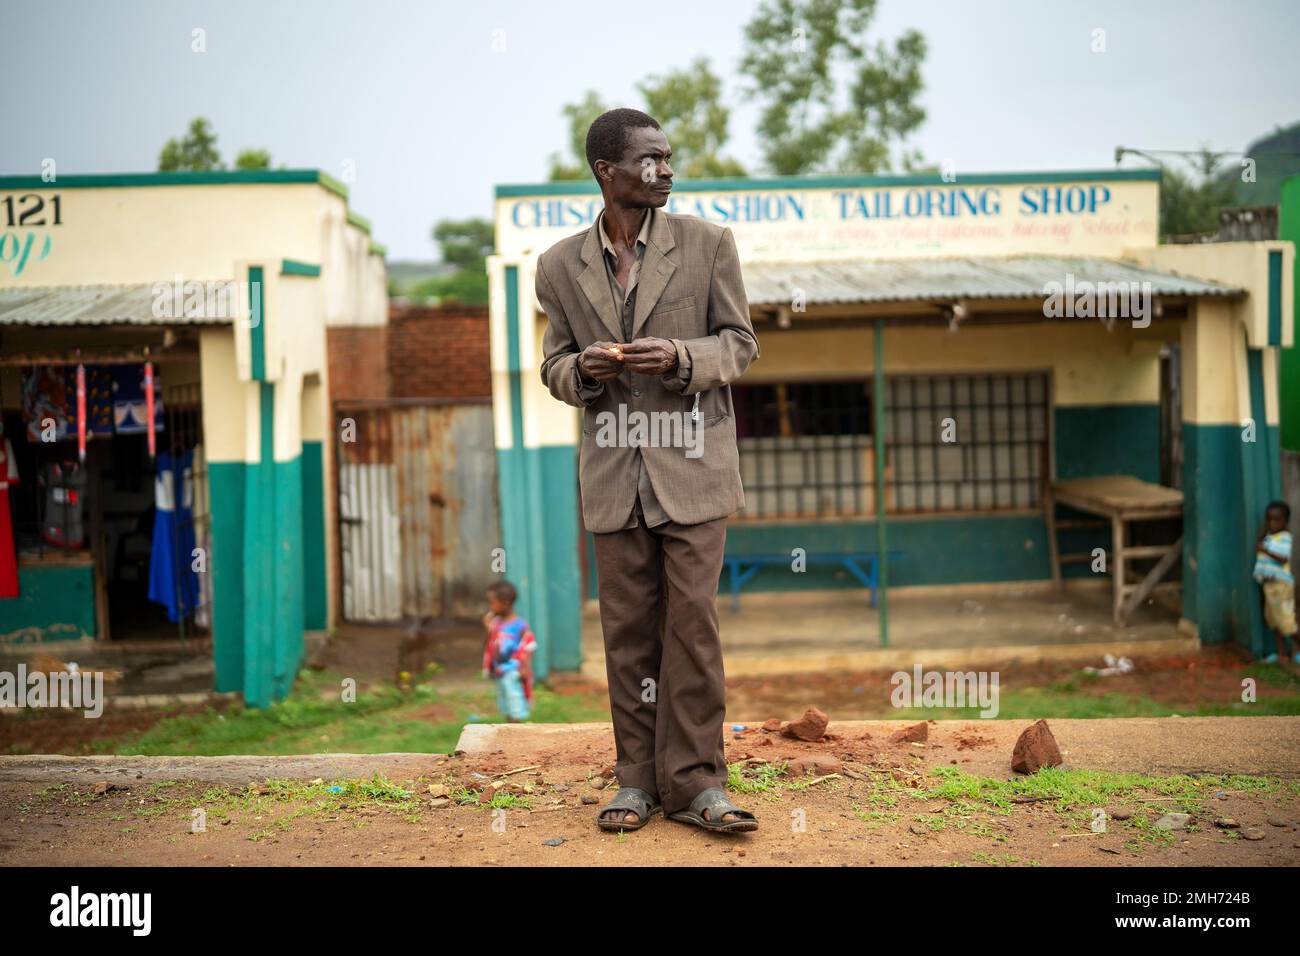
[
  {"xmin": 586, "ymin": 108, "xmax": 673, "ymax": 209},
  {"xmin": 1266, "ymin": 500, "xmax": 1291, "ymax": 534}
]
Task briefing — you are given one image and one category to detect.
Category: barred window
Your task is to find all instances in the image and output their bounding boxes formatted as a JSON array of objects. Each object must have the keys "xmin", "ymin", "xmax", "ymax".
[{"xmin": 733, "ymin": 372, "xmax": 1050, "ymax": 519}]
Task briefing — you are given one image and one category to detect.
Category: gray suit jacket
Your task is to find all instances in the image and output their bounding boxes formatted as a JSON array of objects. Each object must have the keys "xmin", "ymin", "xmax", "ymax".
[{"xmin": 537, "ymin": 206, "xmax": 761, "ymax": 533}]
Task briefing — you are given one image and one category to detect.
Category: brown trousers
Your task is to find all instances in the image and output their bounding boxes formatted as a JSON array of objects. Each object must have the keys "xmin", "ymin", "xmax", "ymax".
[{"xmin": 592, "ymin": 513, "xmax": 728, "ymax": 816}]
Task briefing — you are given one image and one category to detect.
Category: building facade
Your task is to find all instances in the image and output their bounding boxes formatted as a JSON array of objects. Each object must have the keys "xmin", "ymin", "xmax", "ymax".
[
  {"xmin": 488, "ymin": 169, "xmax": 1294, "ymax": 674},
  {"xmin": 0, "ymin": 170, "xmax": 387, "ymax": 706}
]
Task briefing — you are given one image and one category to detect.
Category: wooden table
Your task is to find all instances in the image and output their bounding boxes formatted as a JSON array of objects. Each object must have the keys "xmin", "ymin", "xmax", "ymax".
[{"xmin": 1044, "ymin": 476, "xmax": 1184, "ymax": 625}]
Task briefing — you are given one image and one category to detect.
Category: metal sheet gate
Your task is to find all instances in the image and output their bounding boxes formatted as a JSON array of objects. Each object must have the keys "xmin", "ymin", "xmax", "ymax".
[{"xmin": 335, "ymin": 399, "xmax": 499, "ymax": 622}]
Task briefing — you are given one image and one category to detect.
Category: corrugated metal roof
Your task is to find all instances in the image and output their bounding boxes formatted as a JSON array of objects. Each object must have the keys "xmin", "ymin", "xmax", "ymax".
[
  {"xmin": 0, "ymin": 284, "xmax": 235, "ymax": 326},
  {"xmin": 742, "ymin": 255, "xmax": 1244, "ymax": 306}
]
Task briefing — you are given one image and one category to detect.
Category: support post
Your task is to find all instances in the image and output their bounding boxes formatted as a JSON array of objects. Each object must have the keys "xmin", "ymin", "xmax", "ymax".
[{"xmin": 873, "ymin": 319, "xmax": 889, "ymax": 648}]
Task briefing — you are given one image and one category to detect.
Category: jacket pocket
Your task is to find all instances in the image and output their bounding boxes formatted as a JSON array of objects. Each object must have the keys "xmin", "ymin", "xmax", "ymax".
[{"xmin": 651, "ymin": 295, "xmax": 695, "ymax": 317}]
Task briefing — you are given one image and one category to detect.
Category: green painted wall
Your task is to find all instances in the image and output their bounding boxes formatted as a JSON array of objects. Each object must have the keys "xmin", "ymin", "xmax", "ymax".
[
  {"xmin": 1054, "ymin": 404, "xmax": 1161, "ymax": 481},
  {"xmin": 0, "ymin": 565, "xmax": 95, "ymax": 643},
  {"xmin": 301, "ymin": 440, "xmax": 327, "ymax": 630},
  {"xmin": 497, "ymin": 443, "xmax": 583, "ymax": 675},
  {"xmin": 1281, "ymin": 175, "xmax": 1300, "ymax": 453},
  {"xmin": 497, "ymin": 264, "xmax": 583, "ymax": 676},
  {"xmin": 210, "ymin": 399, "xmax": 309, "ymax": 705},
  {"xmin": 274, "ymin": 455, "xmax": 305, "ymax": 700},
  {"xmin": 209, "ymin": 461, "xmax": 246, "ymax": 692}
]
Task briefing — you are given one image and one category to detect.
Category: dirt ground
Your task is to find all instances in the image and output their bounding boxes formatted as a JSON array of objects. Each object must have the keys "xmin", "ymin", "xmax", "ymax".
[
  {"xmin": 0, "ymin": 643, "xmax": 1289, "ymax": 756},
  {"xmin": 3, "ymin": 717, "xmax": 1298, "ymax": 867}
]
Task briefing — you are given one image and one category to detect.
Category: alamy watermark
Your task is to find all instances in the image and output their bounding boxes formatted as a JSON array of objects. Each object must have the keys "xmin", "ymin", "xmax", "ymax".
[
  {"xmin": 1043, "ymin": 272, "xmax": 1152, "ymax": 329},
  {"xmin": 890, "ymin": 664, "xmax": 1000, "ymax": 718},
  {"xmin": 591, "ymin": 404, "xmax": 704, "ymax": 458},
  {"xmin": 0, "ymin": 664, "xmax": 104, "ymax": 718},
  {"xmin": 151, "ymin": 274, "xmax": 261, "ymax": 326}
]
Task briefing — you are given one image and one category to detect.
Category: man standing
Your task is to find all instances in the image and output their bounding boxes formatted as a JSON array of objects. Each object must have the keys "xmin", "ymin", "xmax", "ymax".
[{"xmin": 537, "ymin": 108, "xmax": 761, "ymax": 833}]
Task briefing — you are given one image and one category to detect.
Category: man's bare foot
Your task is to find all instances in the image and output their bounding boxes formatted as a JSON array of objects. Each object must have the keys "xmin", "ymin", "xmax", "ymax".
[{"xmin": 700, "ymin": 808, "xmax": 743, "ymax": 823}]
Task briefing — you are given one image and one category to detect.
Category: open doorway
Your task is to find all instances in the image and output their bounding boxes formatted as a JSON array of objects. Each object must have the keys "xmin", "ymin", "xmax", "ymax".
[{"xmin": 1, "ymin": 358, "xmax": 208, "ymax": 642}]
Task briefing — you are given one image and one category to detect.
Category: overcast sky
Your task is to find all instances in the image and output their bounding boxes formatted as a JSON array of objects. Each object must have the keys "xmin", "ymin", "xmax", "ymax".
[{"xmin": 3, "ymin": 0, "xmax": 1297, "ymax": 259}]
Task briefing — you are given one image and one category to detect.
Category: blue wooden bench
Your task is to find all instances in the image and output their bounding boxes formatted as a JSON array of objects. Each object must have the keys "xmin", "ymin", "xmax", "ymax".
[{"xmin": 722, "ymin": 551, "xmax": 904, "ymax": 611}]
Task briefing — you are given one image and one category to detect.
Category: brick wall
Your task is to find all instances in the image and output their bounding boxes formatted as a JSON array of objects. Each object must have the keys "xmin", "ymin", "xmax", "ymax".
[
  {"xmin": 388, "ymin": 303, "xmax": 491, "ymax": 400},
  {"xmin": 327, "ymin": 325, "xmax": 390, "ymax": 402}
]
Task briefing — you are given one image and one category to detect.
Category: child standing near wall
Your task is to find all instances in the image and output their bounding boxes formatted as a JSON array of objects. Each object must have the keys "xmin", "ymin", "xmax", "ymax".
[
  {"xmin": 1254, "ymin": 500, "xmax": 1297, "ymax": 664},
  {"xmin": 481, "ymin": 580, "xmax": 537, "ymax": 721}
]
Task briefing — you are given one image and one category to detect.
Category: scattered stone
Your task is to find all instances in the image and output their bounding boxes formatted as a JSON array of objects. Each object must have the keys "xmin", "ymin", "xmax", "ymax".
[
  {"xmin": 429, "ymin": 798, "xmax": 450, "ymax": 809},
  {"xmin": 889, "ymin": 722, "xmax": 928, "ymax": 745},
  {"xmin": 783, "ymin": 753, "xmax": 843, "ymax": 776},
  {"xmin": 580, "ymin": 792, "xmax": 600, "ymax": 805},
  {"xmin": 908, "ymin": 823, "xmax": 928, "ymax": 837},
  {"xmin": 1266, "ymin": 816, "xmax": 1288, "ymax": 828},
  {"xmin": 589, "ymin": 776, "xmax": 608, "ymax": 789},
  {"xmin": 1154, "ymin": 813, "xmax": 1190, "ymax": 830},
  {"xmin": 1214, "ymin": 818, "xmax": 1240, "ymax": 829},
  {"xmin": 543, "ymin": 838, "xmax": 566, "ymax": 847},
  {"xmin": 1241, "ymin": 829, "xmax": 1265, "ymax": 841},
  {"xmin": 427, "ymin": 784, "xmax": 448, "ymax": 798},
  {"xmin": 762, "ymin": 718, "xmax": 783, "ymax": 732},
  {"xmin": 781, "ymin": 707, "xmax": 829, "ymax": 741},
  {"xmin": 1011, "ymin": 719, "xmax": 1063, "ymax": 774},
  {"xmin": 478, "ymin": 786, "xmax": 498, "ymax": 803},
  {"xmin": 1110, "ymin": 808, "xmax": 1133, "ymax": 821}
]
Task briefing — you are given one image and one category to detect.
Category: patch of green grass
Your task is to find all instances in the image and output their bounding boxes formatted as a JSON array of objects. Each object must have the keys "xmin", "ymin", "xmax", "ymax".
[
  {"xmin": 92, "ymin": 669, "xmax": 611, "ymax": 756},
  {"xmin": 728, "ymin": 760, "xmax": 786, "ymax": 796},
  {"xmin": 875, "ymin": 665, "xmax": 1300, "ymax": 720},
  {"xmin": 921, "ymin": 766, "xmax": 1284, "ymax": 815},
  {"xmin": 971, "ymin": 851, "xmax": 1039, "ymax": 867},
  {"xmin": 850, "ymin": 806, "xmax": 900, "ymax": 828}
]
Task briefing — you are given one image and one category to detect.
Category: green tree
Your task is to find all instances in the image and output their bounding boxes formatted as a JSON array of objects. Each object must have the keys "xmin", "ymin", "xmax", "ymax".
[
  {"xmin": 234, "ymin": 148, "xmax": 272, "ymax": 170},
  {"xmin": 413, "ymin": 218, "xmax": 495, "ymax": 305},
  {"xmin": 638, "ymin": 58, "xmax": 747, "ymax": 178},
  {"xmin": 739, "ymin": 0, "xmax": 927, "ymax": 175},
  {"xmin": 158, "ymin": 117, "xmax": 223, "ymax": 171},
  {"xmin": 548, "ymin": 91, "xmax": 610, "ymax": 181},
  {"xmin": 1158, "ymin": 149, "xmax": 1239, "ymax": 238}
]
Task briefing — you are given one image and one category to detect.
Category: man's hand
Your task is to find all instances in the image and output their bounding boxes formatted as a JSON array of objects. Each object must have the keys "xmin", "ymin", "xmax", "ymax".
[
  {"xmin": 578, "ymin": 341, "xmax": 626, "ymax": 382},
  {"xmin": 620, "ymin": 337, "xmax": 679, "ymax": 376}
]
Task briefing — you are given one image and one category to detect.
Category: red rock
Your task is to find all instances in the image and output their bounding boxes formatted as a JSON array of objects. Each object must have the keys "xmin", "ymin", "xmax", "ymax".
[
  {"xmin": 761, "ymin": 718, "xmax": 783, "ymax": 732},
  {"xmin": 1011, "ymin": 719, "xmax": 1063, "ymax": 774},
  {"xmin": 889, "ymin": 722, "xmax": 928, "ymax": 744},
  {"xmin": 781, "ymin": 707, "xmax": 829, "ymax": 741},
  {"xmin": 783, "ymin": 753, "xmax": 843, "ymax": 776}
]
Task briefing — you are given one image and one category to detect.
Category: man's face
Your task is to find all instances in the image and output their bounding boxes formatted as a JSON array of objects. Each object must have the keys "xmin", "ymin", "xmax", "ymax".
[{"xmin": 597, "ymin": 126, "xmax": 673, "ymax": 208}]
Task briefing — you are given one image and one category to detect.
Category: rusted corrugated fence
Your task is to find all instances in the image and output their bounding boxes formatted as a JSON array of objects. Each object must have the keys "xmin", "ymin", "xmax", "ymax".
[{"xmin": 335, "ymin": 399, "xmax": 499, "ymax": 622}]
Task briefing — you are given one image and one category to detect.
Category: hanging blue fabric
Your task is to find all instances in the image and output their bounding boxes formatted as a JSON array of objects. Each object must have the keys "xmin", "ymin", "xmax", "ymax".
[{"xmin": 149, "ymin": 448, "xmax": 198, "ymax": 622}]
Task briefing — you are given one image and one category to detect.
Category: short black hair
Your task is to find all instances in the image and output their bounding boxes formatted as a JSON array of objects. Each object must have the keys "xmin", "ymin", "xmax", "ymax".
[
  {"xmin": 487, "ymin": 580, "xmax": 517, "ymax": 605},
  {"xmin": 585, "ymin": 108, "xmax": 661, "ymax": 178},
  {"xmin": 1267, "ymin": 500, "xmax": 1291, "ymax": 522}
]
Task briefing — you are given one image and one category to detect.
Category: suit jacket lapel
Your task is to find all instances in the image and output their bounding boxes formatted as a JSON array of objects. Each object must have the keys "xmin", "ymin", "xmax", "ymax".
[
  {"xmin": 576, "ymin": 219, "xmax": 625, "ymax": 343},
  {"xmin": 631, "ymin": 206, "xmax": 677, "ymax": 340}
]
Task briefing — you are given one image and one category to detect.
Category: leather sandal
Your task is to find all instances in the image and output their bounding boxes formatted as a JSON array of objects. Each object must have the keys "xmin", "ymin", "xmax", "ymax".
[
  {"xmin": 596, "ymin": 787, "xmax": 661, "ymax": 831},
  {"xmin": 668, "ymin": 787, "xmax": 758, "ymax": 833}
]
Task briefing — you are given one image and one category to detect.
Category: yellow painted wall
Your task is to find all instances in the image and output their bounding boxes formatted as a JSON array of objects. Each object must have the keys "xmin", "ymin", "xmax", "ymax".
[
  {"xmin": 1133, "ymin": 242, "xmax": 1294, "ymax": 349},
  {"xmin": 514, "ymin": 305, "xmax": 1170, "ymax": 451}
]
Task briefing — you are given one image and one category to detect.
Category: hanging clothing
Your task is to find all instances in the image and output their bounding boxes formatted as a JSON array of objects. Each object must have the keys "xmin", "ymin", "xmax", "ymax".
[
  {"xmin": 111, "ymin": 364, "xmax": 165, "ymax": 435},
  {"xmin": 0, "ymin": 435, "xmax": 19, "ymax": 599},
  {"xmin": 148, "ymin": 449, "xmax": 198, "ymax": 622},
  {"xmin": 21, "ymin": 365, "xmax": 72, "ymax": 442}
]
